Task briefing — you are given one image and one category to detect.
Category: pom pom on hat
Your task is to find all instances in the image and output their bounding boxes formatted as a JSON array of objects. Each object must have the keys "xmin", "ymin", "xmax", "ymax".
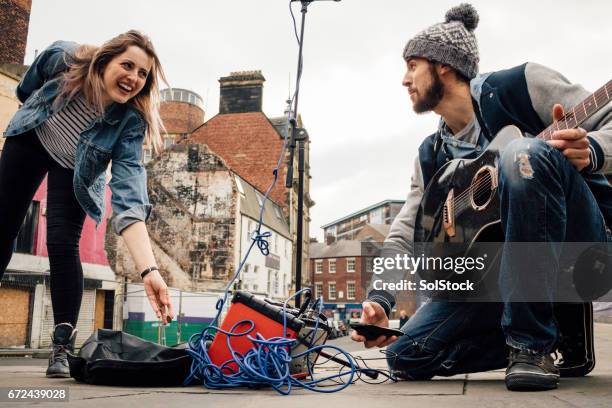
[{"xmin": 445, "ymin": 3, "xmax": 479, "ymax": 31}]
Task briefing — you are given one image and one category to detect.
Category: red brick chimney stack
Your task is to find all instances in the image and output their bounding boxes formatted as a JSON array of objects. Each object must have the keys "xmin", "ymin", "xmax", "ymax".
[{"xmin": 0, "ymin": 0, "xmax": 32, "ymax": 64}]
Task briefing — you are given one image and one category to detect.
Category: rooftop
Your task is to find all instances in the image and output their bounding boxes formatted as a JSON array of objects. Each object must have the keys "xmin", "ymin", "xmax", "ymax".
[{"xmin": 321, "ymin": 199, "xmax": 405, "ymax": 229}]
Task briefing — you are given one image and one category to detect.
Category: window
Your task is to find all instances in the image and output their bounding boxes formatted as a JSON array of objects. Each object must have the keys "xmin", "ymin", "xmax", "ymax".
[
  {"xmin": 347, "ymin": 258, "xmax": 356, "ymax": 273},
  {"xmin": 253, "ymin": 265, "xmax": 259, "ymax": 275},
  {"xmin": 329, "ymin": 259, "xmax": 336, "ymax": 273},
  {"xmin": 282, "ymin": 273, "xmax": 287, "ymax": 297},
  {"xmin": 243, "ymin": 264, "xmax": 250, "ymax": 274},
  {"xmin": 314, "ymin": 283, "xmax": 323, "ymax": 300},
  {"xmin": 328, "ymin": 282, "xmax": 337, "ymax": 300},
  {"xmin": 347, "ymin": 282, "xmax": 356, "ymax": 300},
  {"xmin": 235, "ymin": 176, "xmax": 245, "ymax": 195},
  {"xmin": 253, "ymin": 284, "xmax": 259, "ymax": 291},
  {"xmin": 315, "ymin": 260, "xmax": 322, "ymax": 274},
  {"xmin": 274, "ymin": 271, "xmax": 279, "ymax": 295},
  {"xmin": 164, "ymin": 136, "xmax": 173, "ymax": 149},
  {"xmin": 247, "ymin": 220, "xmax": 253, "ymax": 241},
  {"xmin": 267, "ymin": 269, "xmax": 273, "ymax": 295}
]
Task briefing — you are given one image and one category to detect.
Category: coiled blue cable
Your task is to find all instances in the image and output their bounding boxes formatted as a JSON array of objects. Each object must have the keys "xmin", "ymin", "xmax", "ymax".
[{"xmin": 184, "ymin": 289, "xmax": 359, "ymax": 394}]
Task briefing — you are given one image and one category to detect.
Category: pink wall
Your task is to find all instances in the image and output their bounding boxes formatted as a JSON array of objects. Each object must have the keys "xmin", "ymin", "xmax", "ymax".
[{"xmin": 32, "ymin": 176, "xmax": 112, "ymax": 266}]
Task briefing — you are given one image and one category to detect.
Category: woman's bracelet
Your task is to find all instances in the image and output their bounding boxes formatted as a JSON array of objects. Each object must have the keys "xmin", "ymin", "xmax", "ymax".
[{"xmin": 140, "ymin": 266, "xmax": 159, "ymax": 280}]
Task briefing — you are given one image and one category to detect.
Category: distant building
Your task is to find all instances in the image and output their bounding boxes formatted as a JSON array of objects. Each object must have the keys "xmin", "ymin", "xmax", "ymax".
[
  {"xmin": 189, "ymin": 71, "xmax": 314, "ymax": 289},
  {"xmin": 322, "ymin": 199, "xmax": 404, "ymax": 243},
  {"xmin": 150, "ymin": 88, "xmax": 206, "ymax": 161},
  {"xmin": 106, "ymin": 143, "xmax": 292, "ymax": 300},
  {"xmin": 309, "ymin": 241, "xmax": 366, "ymax": 322},
  {"xmin": 354, "ymin": 223, "xmax": 391, "ymax": 243}
]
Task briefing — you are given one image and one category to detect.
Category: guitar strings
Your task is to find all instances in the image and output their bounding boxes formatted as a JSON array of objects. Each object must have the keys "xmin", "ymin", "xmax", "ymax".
[
  {"xmin": 455, "ymin": 179, "xmax": 494, "ymax": 213},
  {"xmin": 451, "ymin": 172, "xmax": 494, "ymax": 212}
]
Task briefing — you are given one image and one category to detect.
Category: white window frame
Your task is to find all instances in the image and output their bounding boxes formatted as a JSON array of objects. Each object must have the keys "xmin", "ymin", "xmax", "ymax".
[
  {"xmin": 274, "ymin": 271, "xmax": 279, "ymax": 295},
  {"xmin": 314, "ymin": 282, "xmax": 323, "ymax": 300},
  {"xmin": 315, "ymin": 260, "xmax": 323, "ymax": 274},
  {"xmin": 347, "ymin": 258, "xmax": 356, "ymax": 273},
  {"xmin": 328, "ymin": 258, "xmax": 336, "ymax": 274},
  {"xmin": 347, "ymin": 281, "xmax": 356, "ymax": 300},
  {"xmin": 328, "ymin": 282, "xmax": 337, "ymax": 300}
]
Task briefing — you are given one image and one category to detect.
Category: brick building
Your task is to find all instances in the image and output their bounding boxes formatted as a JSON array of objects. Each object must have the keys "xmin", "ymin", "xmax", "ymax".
[
  {"xmin": 190, "ymin": 71, "xmax": 313, "ymax": 288},
  {"xmin": 309, "ymin": 241, "xmax": 366, "ymax": 322},
  {"xmin": 322, "ymin": 199, "xmax": 404, "ymax": 243},
  {"xmin": 146, "ymin": 88, "xmax": 206, "ymax": 161}
]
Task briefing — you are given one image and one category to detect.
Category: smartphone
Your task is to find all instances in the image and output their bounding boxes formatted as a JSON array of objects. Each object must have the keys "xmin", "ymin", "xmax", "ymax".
[{"xmin": 350, "ymin": 323, "xmax": 404, "ymax": 341}]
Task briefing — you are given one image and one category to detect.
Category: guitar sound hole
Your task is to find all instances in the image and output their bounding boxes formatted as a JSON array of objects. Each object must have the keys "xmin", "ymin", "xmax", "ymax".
[{"xmin": 471, "ymin": 167, "xmax": 494, "ymax": 210}]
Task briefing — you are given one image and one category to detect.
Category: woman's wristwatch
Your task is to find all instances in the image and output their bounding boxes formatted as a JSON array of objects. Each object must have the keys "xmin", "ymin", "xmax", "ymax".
[{"xmin": 140, "ymin": 266, "xmax": 159, "ymax": 280}]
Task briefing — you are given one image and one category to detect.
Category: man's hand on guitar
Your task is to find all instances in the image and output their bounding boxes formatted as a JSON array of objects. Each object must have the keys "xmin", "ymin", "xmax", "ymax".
[
  {"xmin": 350, "ymin": 301, "xmax": 398, "ymax": 348},
  {"xmin": 546, "ymin": 103, "xmax": 590, "ymax": 171}
]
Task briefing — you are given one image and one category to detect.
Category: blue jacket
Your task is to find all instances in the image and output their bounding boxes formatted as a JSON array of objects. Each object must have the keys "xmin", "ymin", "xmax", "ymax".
[{"xmin": 3, "ymin": 41, "xmax": 152, "ymax": 234}]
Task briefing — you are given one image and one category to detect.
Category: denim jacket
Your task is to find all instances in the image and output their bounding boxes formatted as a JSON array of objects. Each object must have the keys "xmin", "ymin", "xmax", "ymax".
[{"xmin": 3, "ymin": 41, "xmax": 152, "ymax": 234}]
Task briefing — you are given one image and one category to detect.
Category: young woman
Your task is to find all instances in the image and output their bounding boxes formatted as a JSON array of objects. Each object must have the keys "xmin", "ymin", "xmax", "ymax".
[{"xmin": 0, "ymin": 31, "xmax": 174, "ymax": 377}]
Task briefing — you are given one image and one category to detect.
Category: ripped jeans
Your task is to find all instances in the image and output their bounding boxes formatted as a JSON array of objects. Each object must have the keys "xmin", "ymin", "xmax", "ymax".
[
  {"xmin": 387, "ymin": 302, "xmax": 507, "ymax": 379},
  {"xmin": 388, "ymin": 138, "xmax": 609, "ymax": 378}
]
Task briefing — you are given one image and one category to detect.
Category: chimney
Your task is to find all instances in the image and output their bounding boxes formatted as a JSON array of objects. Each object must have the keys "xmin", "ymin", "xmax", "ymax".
[
  {"xmin": 218, "ymin": 70, "xmax": 265, "ymax": 114},
  {"xmin": 326, "ymin": 234, "xmax": 336, "ymax": 245},
  {"xmin": 0, "ymin": 0, "xmax": 32, "ymax": 65}
]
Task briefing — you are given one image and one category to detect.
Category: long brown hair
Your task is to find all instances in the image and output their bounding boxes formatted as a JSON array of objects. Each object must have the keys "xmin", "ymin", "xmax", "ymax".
[{"xmin": 56, "ymin": 30, "xmax": 167, "ymax": 152}]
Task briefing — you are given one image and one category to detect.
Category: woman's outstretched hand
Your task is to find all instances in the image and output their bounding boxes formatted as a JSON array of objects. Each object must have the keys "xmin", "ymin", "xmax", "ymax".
[{"xmin": 143, "ymin": 270, "xmax": 174, "ymax": 323}]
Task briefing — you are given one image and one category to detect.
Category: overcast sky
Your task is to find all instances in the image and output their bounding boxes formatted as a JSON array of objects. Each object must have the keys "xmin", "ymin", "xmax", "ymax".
[{"xmin": 24, "ymin": 0, "xmax": 612, "ymax": 240}]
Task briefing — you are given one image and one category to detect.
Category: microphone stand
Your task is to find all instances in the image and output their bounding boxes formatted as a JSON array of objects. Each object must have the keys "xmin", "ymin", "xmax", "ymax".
[{"xmin": 286, "ymin": 0, "xmax": 311, "ymax": 308}]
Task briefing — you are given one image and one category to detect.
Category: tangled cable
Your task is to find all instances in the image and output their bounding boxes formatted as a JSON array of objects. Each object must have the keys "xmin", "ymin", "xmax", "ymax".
[{"xmin": 184, "ymin": 290, "xmax": 369, "ymax": 394}]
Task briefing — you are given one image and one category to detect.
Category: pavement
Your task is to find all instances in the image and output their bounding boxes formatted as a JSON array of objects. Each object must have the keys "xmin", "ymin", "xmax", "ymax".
[{"xmin": 0, "ymin": 324, "xmax": 611, "ymax": 408}]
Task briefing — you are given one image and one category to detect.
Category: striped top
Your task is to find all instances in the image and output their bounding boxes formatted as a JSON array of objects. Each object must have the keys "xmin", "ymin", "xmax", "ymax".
[{"xmin": 35, "ymin": 95, "xmax": 98, "ymax": 169}]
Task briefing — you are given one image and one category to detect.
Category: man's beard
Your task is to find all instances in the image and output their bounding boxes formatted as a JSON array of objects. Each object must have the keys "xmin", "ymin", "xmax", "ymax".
[{"xmin": 413, "ymin": 65, "xmax": 444, "ymax": 114}]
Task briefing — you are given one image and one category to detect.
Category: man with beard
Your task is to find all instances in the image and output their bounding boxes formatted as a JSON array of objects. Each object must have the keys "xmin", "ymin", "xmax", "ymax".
[{"xmin": 351, "ymin": 3, "xmax": 612, "ymax": 391}]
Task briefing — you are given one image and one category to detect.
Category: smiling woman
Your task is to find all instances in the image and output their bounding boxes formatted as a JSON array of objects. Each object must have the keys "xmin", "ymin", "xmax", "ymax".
[{"xmin": 0, "ymin": 31, "xmax": 174, "ymax": 379}]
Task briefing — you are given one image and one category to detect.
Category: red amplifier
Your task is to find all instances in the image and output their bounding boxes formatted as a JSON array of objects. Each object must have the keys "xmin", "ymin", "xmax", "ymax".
[{"xmin": 208, "ymin": 291, "xmax": 303, "ymax": 373}]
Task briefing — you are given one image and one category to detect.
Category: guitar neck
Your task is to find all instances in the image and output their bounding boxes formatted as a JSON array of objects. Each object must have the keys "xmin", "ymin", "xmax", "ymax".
[{"xmin": 537, "ymin": 79, "xmax": 612, "ymax": 141}]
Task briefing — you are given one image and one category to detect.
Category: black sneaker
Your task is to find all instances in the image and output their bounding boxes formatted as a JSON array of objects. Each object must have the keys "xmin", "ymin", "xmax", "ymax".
[
  {"xmin": 505, "ymin": 348, "xmax": 560, "ymax": 391},
  {"xmin": 46, "ymin": 323, "xmax": 77, "ymax": 378}
]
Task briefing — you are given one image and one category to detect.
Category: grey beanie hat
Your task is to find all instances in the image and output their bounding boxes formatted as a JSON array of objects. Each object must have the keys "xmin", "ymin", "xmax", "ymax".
[{"xmin": 403, "ymin": 3, "xmax": 480, "ymax": 79}]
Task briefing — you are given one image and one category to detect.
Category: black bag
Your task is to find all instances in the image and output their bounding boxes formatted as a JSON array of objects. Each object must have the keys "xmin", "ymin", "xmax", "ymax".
[{"xmin": 67, "ymin": 329, "xmax": 193, "ymax": 386}]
